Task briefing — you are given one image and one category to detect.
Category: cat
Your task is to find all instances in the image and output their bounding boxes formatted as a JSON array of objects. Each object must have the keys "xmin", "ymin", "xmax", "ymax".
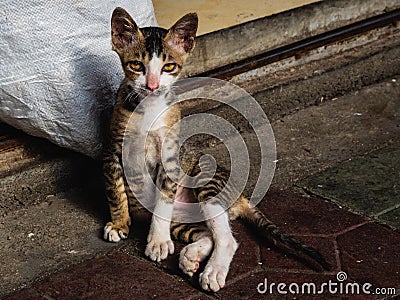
[{"xmin": 103, "ymin": 7, "xmax": 330, "ymax": 292}]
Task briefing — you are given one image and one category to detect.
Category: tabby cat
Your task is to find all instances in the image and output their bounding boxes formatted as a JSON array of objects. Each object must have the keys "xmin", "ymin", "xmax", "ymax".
[{"xmin": 103, "ymin": 7, "xmax": 330, "ymax": 292}]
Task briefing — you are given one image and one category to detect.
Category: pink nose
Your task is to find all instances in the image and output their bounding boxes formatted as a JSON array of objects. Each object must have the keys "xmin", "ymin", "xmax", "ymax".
[
  {"xmin": 146, "ymin": 82, "xmax": 159, "ymax": 92},
  {"xmin": 146, "ymin": 73, "xmax": 160, "ymax": 92}
]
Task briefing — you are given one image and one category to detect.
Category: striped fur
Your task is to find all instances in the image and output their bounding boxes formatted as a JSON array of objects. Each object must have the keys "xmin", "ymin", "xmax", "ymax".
[{"xmin": 103, "ymin": 7, "xmax": 330, "ymax": 291}]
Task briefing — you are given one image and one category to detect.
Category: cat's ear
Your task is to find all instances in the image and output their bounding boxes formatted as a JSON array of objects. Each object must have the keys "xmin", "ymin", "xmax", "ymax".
[
  {"xmin": 165, "ymin": 13, "xmax": 198, "ymax": 54},
  {"xmin": 111, "ymin": 7, "xmax": 143, "ymax": 51}
]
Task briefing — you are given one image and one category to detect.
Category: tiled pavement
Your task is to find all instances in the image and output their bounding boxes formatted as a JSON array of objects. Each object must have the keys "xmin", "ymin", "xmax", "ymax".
[
  {"xmin": 2, "ymin": 75, "xmax": 400, "ymax": 299},
  {"xmin": 301, "ymin": 142, "xmax": 400, "ymax": 231},
  {"xmin": 2, "ymin": 141, "xmax": 400, "ymax": 299},
  {"xmin": 3, "ymin": 186, "xmax": 399, "ymax": 299}
]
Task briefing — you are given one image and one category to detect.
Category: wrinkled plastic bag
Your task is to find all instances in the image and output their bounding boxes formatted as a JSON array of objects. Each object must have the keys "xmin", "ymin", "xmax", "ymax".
[{"xmin": 0, "ymin": 0, "xmax": 157, "ymax": 158}]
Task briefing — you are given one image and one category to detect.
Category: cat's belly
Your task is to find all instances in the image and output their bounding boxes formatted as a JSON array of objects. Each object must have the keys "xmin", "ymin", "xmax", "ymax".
[
  {"xmin": 175, "ymin": 185, "xmax": 196, "ymax": 203},
  {"xmin": 173, "ymin": 186, "xmax": 203, "ymax": 222}
]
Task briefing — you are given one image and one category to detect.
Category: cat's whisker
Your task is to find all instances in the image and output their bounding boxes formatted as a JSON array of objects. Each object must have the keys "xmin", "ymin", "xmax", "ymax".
[
  {"xmin": 122, "ymin": 88, "xmax": 145, "ymax": 105},
  {"xmin": 122, "ymin": 93, "xmax": 135, "ymax": 106}
]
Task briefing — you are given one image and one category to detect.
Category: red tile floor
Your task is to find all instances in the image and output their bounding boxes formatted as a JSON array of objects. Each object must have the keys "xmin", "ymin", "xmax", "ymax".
[{"xmin": 3, "ymin": 189, "xmax": 399, "ymax": 299}]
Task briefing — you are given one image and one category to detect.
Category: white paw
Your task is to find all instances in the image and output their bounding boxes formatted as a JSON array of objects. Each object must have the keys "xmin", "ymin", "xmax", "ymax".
[
  {"xmin": 103, "ymin": 224, "xmax": 128, "ymax": 243},
  {"xmin": 179, "ymin": 237, "xmax": 213, "ymax": 276},
  {"xmin": 145, "ymin": 235, "xmax": 174, "ymax": 262},
  {"xmin": 199, "ymin": 264, "xmax": 229, "ymax": 292},
  {"xmin": 179, "ymin": 245, "xmax": 202, "ymax": 277}
]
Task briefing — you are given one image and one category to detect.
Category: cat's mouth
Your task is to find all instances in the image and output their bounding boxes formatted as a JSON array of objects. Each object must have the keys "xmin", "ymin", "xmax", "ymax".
[
  {"xmin": 131, "ymin": 86, "xmax": 163, "ymax": 98},
  {"xmin": 143, "ymin": 86, "xmax": 167, "ymax": 97},
  {"xmin": 129, "ymin": 82, "xmax": 169, "ymax": 100}
]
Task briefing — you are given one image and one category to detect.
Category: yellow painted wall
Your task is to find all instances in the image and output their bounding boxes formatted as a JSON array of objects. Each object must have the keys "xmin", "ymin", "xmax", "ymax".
[{"xmin": 153, "ymin": 0, "xmax": 320, "ymax": 35}]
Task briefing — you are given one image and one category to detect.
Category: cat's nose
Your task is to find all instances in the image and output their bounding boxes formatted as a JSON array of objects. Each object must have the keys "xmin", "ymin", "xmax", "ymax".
[
  {"xmin": 146, "ymin": 82, "xmax": 159, "ymax": 92},
  {"xmin": 146, "ymin": 73, "xmax": 160, "ymax": 92}
]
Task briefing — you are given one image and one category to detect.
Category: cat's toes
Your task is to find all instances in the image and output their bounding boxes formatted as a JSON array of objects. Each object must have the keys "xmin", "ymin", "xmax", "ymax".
[
  {"xmin": 179, "ymin": 245, "xmax": 202, "ymax": 276},
  {"xmin": 103, "ymin": 222, "xmax": 129, "ymax": 242},
  {"xmin": 199, "ymin": 265, "xmax": 228, "ymax": 292},
  {"xmin": 179, "ymin": 237, "xmax": 214, "ymax": 277},
  {"xmin": 145, "ymin": 238, "xmax": 174, "ymax": 262}
]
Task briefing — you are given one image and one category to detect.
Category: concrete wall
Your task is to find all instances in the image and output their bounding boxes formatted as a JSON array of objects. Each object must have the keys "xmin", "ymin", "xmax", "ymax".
[
  {"xmin": 153, "ymin": 0, "xmax": 321, "ymax": 35},
  {"xmin": 181, "ymin": 0, "xmax": 400, "ymax": 77}
]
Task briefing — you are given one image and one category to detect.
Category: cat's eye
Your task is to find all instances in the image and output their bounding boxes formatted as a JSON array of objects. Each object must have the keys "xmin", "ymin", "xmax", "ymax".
[
  {"xmin": 129, "ymin": 61, "xmax": 144, "ymax": 72},
  {"xmin": 162, "ymin": 63, "xmax": 177, "ymax": 73}
]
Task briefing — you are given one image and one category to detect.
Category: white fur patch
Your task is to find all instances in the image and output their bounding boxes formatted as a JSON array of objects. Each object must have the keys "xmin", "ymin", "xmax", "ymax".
[
  {"xmin": 145, "ymin": 200, "xmax": 175, "ymax": 261},
  {"xmin": 200, "ymin": 203, "xmax": 238, "ymax": 292},
  {"xmin": 179, "ymin": 235, "xmax": 213, "ymax": 276},
  {"xmin": 103, "ymin": 225, "xmax": 127, "ymax": 242},
  {"xmin": 140, "ymin": 94, "xmax": 168, "ymax": 134},
  {"xmin": 148, "ymin": 53, "xmax": 163, "ymax": 75},
  {"xmin": 160, "ymin": 71, "xmax": 177, "ymax": 87}
]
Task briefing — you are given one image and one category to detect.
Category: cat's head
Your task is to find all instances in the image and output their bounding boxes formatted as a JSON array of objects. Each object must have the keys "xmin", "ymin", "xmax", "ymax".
[{"xmin": 111, "ymin": 7, "xmax": 198, "ymax": 94}]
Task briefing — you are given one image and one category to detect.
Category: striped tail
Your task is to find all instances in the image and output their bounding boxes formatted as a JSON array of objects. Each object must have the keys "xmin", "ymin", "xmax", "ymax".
[{"xmin": 240, "ymin": 204, "xmax": 331, "ymax": 271}]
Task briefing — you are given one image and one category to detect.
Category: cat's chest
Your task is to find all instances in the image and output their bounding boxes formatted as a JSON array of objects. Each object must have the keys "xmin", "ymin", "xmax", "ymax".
[{"xmin": 139, "ymin": 95, "xmax": 169, "ymax": 135}]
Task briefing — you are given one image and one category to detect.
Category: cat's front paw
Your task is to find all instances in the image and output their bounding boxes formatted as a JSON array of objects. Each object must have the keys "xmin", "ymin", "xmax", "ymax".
[
  {"xmin": 145, "ymin": 235, "xmax": 174, "ymax": 262},
  {"xmin": 103, "ymin": 221, "xmax": 130, "ymax": 242},
  {"xmin": 199, "ymin": 264, "xmax": 229, "ymax": 292}
]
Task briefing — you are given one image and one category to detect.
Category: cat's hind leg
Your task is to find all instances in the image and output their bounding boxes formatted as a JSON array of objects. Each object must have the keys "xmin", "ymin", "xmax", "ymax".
[{"xmin": 199, "ymin": 203, "xmax": 238, "ymax": 292}]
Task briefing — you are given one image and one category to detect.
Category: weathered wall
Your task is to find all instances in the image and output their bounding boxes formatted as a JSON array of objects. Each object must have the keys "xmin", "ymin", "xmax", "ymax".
[
  {"xmin": 183, "ymin": 0, "xmax": 400, "ymax": 76},
  {"xmin": 153, "ymin": 0, "xmax": 321, "ymax": 35}
]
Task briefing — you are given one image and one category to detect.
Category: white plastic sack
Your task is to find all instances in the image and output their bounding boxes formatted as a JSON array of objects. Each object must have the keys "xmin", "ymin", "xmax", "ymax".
[{"xmin": 0, "ymin": 0, "xmax": 157, "ymax": 158}]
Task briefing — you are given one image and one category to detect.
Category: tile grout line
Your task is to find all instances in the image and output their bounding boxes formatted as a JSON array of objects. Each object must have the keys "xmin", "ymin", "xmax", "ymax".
[
  {"xmin": 221, "ymin": 267, "xmax": 263, "ymax": 290},
  {"xmin": 190, "ymin": 291, "xmax": 220, "ymax": 300},
  {"xmin": 290, "ymin": 220, "xmax": 370, "ymax": 238},
  {"xmin": 332, "ymin": 238, "xmax": 342, "ymax": 272},
  {"xmin": 33, "ymin": 286, "xmax": 55, "ymax": 300},
  {"xmin": 373, "ymin": 203, "xmax": 400, "ymax": 217},
  {"xmin": 330, "ymin": 220, "xmax": 371, "ymax": 237}
]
